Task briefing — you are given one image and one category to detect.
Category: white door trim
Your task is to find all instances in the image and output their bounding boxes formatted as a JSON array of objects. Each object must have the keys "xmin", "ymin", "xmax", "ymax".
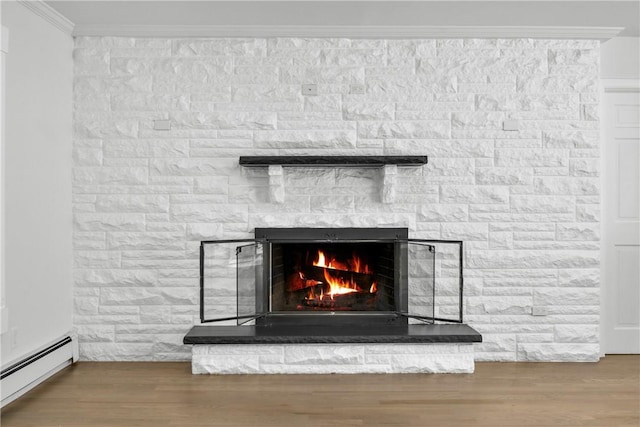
[
  {"xmin": 599, "ymin": 79, "xmax": 640, "ymax": 355},
  {"xmin": 0, "ymin": 26, "xmax": 7, "ymax": 335},
  {"xmin": 602, "ymin": 79, "xmax": 640, "ymax": 93}
]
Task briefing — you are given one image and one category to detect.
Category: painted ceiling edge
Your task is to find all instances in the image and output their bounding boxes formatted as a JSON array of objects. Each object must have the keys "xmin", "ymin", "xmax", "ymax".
[
  {"xmin": 70, "ymin": 24, "xmax": 624, "ymax": 40},
  {"xmin": 16, "ymin": 0, "xmax": 74, "ymax": 35}
]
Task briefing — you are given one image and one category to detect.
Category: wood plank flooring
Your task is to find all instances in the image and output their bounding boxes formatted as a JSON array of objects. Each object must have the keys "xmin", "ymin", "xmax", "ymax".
[{"xmin": 2, "ymin": 356, "xmax": 639, "ymax": 427}]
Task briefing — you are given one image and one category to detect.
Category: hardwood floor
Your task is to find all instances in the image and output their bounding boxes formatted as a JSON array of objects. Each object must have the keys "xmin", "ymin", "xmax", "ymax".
[{"xmin": 2, "ymin": 356, "xmax": 638, "ymax": 427}]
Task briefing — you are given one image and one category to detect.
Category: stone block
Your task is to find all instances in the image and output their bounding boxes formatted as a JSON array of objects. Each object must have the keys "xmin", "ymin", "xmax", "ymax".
[
  {"xmin": 441, "ymin": 223, "xmax": 488, "ymax": 241},
  {"xmin": 496, "ymin": 149, "xmax": 567, "ymax": 167},
  {"xmin": 556, "ymin": 223, "xmax": 600, "ymax": 241},
  {"xmin": 534, "ymin": 177, "xmax": 600, "ymax": 195},
  {"xmin": 555, "ymin": 325, "xmax": 599, "ymax": 343},
  {"xmin": 173, "ymin": 38, "xmax": 267, "ymax": 56},
  {"xmin": 543, "ymin": 131, "xmax": 599, "ymax": 149},
  {"xmin": 186, "ymin": 224, "xmax": 224, "ymax": 240},
  {"xmin": 104, "ymin": 139, "xmax": 189, "ymax": 158},
  {"xmin": 467, "ymin": 297, "xmax": 532, "ymax": 315},
  {"xmin": 76, "ymin": 325, "xmax": 115, "ymax": 342},
  {"xmin": 101, "ymin": 288, "xmax": 165, "ymax": 306},
  {"xmin": 281, "ymin": 66, "xmax": 364, "ymax": 84},
  {"xmin": 151, "ymin": 158, "xmax": 235, "ymax": 176},
  {"xmin": 80, "ymin": 343, "xmax": 154, "ymax": 361},
  {"xmin": 75, "ymin": 269, "xmax": 157, "ymax": 287},
  {"xmin": 452, "ymin": 112, "xmax": 504, "ymax": 130},
  {"xmin": 107, "ymin": 232, "xmax": 186, "ymax": 250},
  {"xmin": 359, "ymin": 120, "xmax": 450, "ymax": 139},
  {"xmin": 517, "ymin": 343, "xmax": 599, "ymax": 362},
  {"xmin": 418, "ymin": 204, "xmax": 468, "ymax": 222},
  {"xmin": 472, "ymin": 334, "xmax": 516, "ymax": 353},
  {"xmin": 284, "ymin": 345, "xmax": 364, "ymax": 365},
  {"xmin": 170, "ymin": 111, "xmax": 276, "ymax": 130},
  {"xmin": 73, "ymin": 167, "xmax": 148, "ymax": 185},
  {"xmin": 467, "ymin": 250, "xmax": 599, "ymax": 269},
  {"xmin": 73, "ymin": 147, "xmax": 103, "ymax": 166},
  {"xmin": 570, "ymin": 158, "xmax": 599, "ymax": 177},
  {"xmin": 74, "ymin": 232, "xmax": 107, "ymax": 250},
  {"xmin": 74, "ymin": 297, "xmax": 99, "ymax": 315},
  {"xmin": 440, "ymin": 185, "xmax": 509, "ymax": 204},
  {"xmin": 489, "ymin": 231, "xmax": 513, "ymax": 249},
  {"xmin": 254, "ymin": 130, "xmax": 357, "ymax": 149},
  {"xmin": 343, "ymin": 103, "xmax": 394, "ymax": 121},
  {"xmin": 75, "ymin": 213, "xmax": 145, "ymax": 232},
  {"xmin": 476, "ymin": 168, "xmax": 532, "ymax": 185},
  {"xmin": 170, "ymin": 204, "xmax": 248, "ymax": 223},
  {"xmin": 558, "ymin": 269, "xmax": 599, "ymax": 287},
  {"xmin": 419, "ymin": 56, "xmax": 546, "ymax": 76},
  {"xmin": 194, "ymin": 176, "xmax": 229, "ymax": 194},
  {"xmin": 96, "ymin": 195, "xmax": 170, "ymax": 213},
  {"xmin": 304, "ymin": 94, "xmax": 341, "ymax": 112},
  {"xmin": 534, "ymin": 288, "xmax": 599, "ymax": 306},
  {"xmin": 74, "ymin": 116, "xmax": 140, "ymax": 139},
  {"xmin": 510, "ymin": 196, "xmax": 575, "ymax": 213}
]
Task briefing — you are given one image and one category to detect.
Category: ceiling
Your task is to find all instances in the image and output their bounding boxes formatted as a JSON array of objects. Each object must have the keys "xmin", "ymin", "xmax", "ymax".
[{"xmin": 44, "ymin": 0, "xmax": 639, "ymax": 37}]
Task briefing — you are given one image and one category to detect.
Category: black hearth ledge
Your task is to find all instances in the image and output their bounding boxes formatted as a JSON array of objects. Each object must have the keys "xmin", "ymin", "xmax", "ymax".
[
  {"xmin": 183, "ymin": 323, "xmax": 482, "ymax": 345},
  {"xmin": 238, "ymin": 155, "xmax": 428, "ymax": 167}
]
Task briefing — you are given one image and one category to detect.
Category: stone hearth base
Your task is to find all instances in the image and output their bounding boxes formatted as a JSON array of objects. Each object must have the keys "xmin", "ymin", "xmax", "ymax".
[{"xmin": 192, "ymin": 343, "xmax": 475, "ymax": 374}]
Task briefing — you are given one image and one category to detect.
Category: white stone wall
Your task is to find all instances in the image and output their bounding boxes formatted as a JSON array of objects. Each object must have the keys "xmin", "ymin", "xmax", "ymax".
[
  {"xmin": 72, "ymin": 37, "xmax": 601, "ymax": 362},
  {"xmin": 192, "ymin": 343, "xmax": 475, "ymax": 374}
]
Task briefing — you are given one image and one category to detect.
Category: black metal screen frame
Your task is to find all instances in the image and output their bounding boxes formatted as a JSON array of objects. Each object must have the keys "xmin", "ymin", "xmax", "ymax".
[{"xmin": 199, "ymin": 236, "xmax": 464, "ymax": 324}]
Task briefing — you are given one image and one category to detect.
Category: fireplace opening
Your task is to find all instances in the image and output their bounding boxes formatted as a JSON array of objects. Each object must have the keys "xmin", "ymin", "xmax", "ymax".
[
  {"xmin": 254, "ymin": 228, "xmax": 409, "ymax": 326},
  {"xmin": 272, "ymin": 242, "xmax": 395, "ymax": 312}
]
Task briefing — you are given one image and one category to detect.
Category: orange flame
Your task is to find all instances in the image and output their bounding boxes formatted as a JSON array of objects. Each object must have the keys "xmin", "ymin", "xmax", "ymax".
[
  {"xmin": 323, "ymin": 269, "xmax": 359, "ymax": 299},
  {"xmin": 313, "ymin": 250, "xmax": 372, "ymax": 274},
  {"xmin": 308, "ymin": 250, "xmax": 377, "ymax": 299}
]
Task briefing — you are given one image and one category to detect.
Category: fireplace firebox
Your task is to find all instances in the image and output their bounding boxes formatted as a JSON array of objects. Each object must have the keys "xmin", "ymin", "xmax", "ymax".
[
  {"xmin": 256, "ymin": 228, "xmax": 409, "ymax": 326},
  {"xmin": 199, "ymin": 228, "xmax": 464, "ymax": 327}
]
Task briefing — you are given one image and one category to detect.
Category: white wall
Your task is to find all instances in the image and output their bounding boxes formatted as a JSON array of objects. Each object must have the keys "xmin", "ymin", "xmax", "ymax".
[
  {"xmin": 601, "ymin": 37, "xmax": 640, "ymax": 79},
  {"xmin": 1, "ymin": 24, "xmax": 8, "ymax": 336},
  {"xmin": 0, "ymin": 2, "xmax": 73, "ymax": 366}
]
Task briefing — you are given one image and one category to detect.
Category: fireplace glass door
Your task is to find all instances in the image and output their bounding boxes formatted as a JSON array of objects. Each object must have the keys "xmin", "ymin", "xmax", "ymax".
[{"xmin": 199, "ymin": 230, "xmax": 462, "ymax": 325}]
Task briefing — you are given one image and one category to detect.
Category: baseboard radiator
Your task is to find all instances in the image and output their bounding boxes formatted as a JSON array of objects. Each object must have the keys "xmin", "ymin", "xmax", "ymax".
[{"xmin": 1, "ymin": 334, "xmax": 78, "ymax": 407}]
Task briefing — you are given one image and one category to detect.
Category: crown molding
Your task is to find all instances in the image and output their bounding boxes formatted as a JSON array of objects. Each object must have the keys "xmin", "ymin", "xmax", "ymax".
[
  {"xmin": 71, "ymin": 24, "xmax": 623, "ymax": 40},
  {"xmin": 18, "ymin": 0, "xmax": 74, "ymax": 35}
]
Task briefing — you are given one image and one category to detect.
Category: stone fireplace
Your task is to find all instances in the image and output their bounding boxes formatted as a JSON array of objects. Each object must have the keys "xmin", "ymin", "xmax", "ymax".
[{"xmin": 73, "ymin": 36, "xmax": 601, "ymax": 364}]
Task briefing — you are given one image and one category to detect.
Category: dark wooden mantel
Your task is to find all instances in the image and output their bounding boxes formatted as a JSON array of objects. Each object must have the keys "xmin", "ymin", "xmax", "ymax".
[{"xmin": 238, "ymin": 155, "xmax": 428, "ymax": 167}]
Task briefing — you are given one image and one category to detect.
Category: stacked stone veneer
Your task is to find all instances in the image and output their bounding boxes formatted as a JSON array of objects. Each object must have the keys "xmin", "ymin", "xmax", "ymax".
[
  {"xmin": 73, "ymin": 37, "xmax": 601, "ymax": 362},
  {"xmin": 192, "ymin": 343, "xmax": 474, "ymax": 374}
]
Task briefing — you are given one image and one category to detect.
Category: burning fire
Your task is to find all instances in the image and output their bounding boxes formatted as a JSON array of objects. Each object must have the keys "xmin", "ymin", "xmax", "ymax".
[
  {"xmin": 309, "ymin": 250, "xmax": 377, "ymax": 299},
  {"xmin": 313, "ymin": 250, "xmax": 372, "ymax": 274}
]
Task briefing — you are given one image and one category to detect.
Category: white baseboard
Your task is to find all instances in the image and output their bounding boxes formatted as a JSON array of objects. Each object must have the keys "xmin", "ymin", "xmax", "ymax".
[{"xmin": 1, "ymin": 334, "xmax": 77, "ymax": 407}]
